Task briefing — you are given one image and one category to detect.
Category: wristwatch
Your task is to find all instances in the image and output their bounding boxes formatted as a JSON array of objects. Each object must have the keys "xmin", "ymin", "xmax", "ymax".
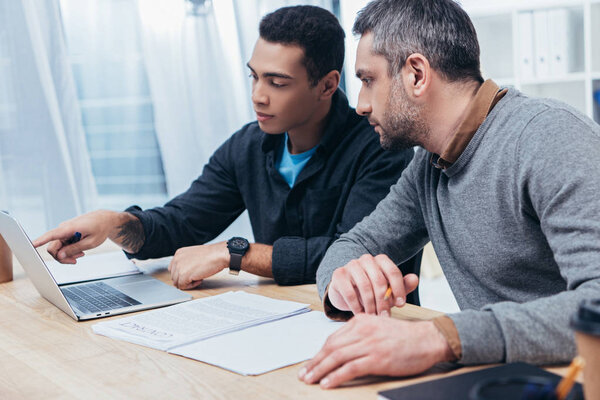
[{"xmin": 227, "ymin": 237, "xmax": 249, "ymax": 275}]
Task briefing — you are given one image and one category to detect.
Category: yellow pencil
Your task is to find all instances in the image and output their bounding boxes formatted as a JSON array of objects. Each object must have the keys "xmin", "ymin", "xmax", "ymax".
[
  {"xmin": 555, "ymin": 355, "xmax": 585, "ymax": 400},
  {"xmin": 383, "ymin": 286, "xmax": 393, "ymax": 301}
]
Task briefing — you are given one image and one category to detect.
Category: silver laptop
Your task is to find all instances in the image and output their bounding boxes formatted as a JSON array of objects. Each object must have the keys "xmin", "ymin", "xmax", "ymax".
[{"xmin": 0, "ymin": 211, "xmax": 192, "ymax": 320}]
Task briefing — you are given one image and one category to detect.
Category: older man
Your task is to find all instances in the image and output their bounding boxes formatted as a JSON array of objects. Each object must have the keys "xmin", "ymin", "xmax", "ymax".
[{"xmin": 300, "ymin": 0, "xmax": 600, "ymax": 389}]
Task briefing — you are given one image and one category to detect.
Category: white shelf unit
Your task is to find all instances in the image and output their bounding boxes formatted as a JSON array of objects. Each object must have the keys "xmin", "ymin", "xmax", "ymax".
[{"xmin": 462, "ymin": 0, "xmax": 600, "ymax": 124}]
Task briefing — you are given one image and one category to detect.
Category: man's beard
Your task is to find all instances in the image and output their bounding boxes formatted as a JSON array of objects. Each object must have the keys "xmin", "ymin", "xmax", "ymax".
[{"xmin": 378, "ymin": 78, "xmax": 429, "ymax": 151}]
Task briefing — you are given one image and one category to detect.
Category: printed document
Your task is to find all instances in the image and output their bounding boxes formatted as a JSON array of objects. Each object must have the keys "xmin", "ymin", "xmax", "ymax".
[
  {"xmin": 93, "ymin": 291, "xmax": 310, "ymax": 351},
  {"xmin": 92, "ymin": 291, "xmax": 344, "ymax": 374},
  {"xmin": 171, "ymin": 311, "xmax": 344, "ymax": 375}
]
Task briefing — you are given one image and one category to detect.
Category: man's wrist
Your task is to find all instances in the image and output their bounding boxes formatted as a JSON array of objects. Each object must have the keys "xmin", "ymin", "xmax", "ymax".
[
  {"xmin": 424, "ymin": 320, "xmax": 456, "ymax": 363},
  {"xmin": 226, "ymin": 237, "xmax": 249, "ymax": 274},
  {"xmin": 108, "ymin": 211, "xmax": 134, "ymax": 237},
  {"xmin": 219, "ymin": 241, "xmax": 231, "ymax": 271},
  {"xmin": 432, "ymin": 315, "xmax": 462, "ymax": 361},
  {"xmin": 109, "ymin": 211, "xmax": 145, "ymax": 253}
]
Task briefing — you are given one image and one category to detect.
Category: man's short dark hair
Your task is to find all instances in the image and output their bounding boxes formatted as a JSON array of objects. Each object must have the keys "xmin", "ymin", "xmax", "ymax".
[
  {"xmin": 353, "ymin": 0, "xmax": 483, "ymax": 84},
  {"xmin": 259, "ymin": 5, "xmax": 345, "ymax": 86}
]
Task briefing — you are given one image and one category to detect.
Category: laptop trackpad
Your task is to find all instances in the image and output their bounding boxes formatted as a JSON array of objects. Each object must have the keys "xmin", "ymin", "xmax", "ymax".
[{"xmin": 106, "ymin": 275, "xmax": 185, "ymax": 303}]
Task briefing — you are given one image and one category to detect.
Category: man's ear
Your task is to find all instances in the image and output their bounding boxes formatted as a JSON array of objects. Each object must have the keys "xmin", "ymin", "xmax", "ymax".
[
  {"xmin": 402, "ymin": 53, "xmax": 431, "ymax": 99},
  {"xmin": 318, "ymin": 70, "xmax": 340, "ymax": 100}
]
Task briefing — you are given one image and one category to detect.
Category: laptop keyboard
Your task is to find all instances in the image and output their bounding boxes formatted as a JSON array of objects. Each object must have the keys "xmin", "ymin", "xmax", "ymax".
[{"xmin": 62, "ymin": 281, "xmax": 141, "ymax": 314}]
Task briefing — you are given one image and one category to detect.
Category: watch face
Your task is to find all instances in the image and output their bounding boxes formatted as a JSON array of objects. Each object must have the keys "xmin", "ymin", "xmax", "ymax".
[{"xmin": 228, "ymin": 237, "xmax": 248, "ymax": 251}]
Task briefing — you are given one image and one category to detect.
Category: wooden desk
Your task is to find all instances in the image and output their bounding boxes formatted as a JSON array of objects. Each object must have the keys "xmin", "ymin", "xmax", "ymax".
[{"xmin": 0, "ymin": 248, "xmax": 568, "ymax": 399}]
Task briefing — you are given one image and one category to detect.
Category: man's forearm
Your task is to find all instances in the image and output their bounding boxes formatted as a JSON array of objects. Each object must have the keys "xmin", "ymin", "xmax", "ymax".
[
  {"xmin": 109, "ymin": 212, "xmax": 145, "ymax": 254},
  {"xmin": 446, "ymin": 282, "xmax": 600, "ymax": 365},
  {"xmin": 241, "ymin": 243, "xmax": 273, "ymax": 278}
]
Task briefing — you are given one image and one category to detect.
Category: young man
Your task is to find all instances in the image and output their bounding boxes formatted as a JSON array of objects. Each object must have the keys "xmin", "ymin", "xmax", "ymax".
[
  {"xmin": 299, "ymin": 0, "xmax": 600, "ymax": 389},
  {"xmin": 34, "ymin": 6, "xmax": 416, "ymax": 289}
]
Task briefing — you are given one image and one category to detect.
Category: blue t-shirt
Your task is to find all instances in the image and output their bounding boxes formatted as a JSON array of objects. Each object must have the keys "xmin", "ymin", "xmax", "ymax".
[{"xmin": 276, "ymin": 133, "xmax": 317, "ymax": 187}]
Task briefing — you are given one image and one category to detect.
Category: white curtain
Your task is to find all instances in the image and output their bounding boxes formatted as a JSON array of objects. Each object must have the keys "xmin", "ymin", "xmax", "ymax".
[
  {"xmin": 0, "ymin": 0, "xmax": 97, "ymax": 236},
  {"xmin": 136, "ymin": 0, "xmax": 250, "ymax": 198}
]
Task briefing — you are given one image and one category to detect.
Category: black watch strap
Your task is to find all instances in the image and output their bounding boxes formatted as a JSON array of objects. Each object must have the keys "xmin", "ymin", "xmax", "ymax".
[
  {"xmin": 227, "ymin": 237, "xmax": 248, "ymax": 276},
  {"xmin": 229, "ymin": 252, "xmax": 242, "ymax": 275}
]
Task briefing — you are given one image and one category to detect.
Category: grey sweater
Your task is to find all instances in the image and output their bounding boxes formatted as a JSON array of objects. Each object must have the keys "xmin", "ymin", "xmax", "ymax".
[{"xmin": 316, "ymin": 89, "xmax": 600, "ymax": 365}]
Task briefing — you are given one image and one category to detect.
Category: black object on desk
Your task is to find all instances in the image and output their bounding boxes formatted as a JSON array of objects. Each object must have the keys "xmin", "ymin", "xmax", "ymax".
[{"xmin": 378, "ymin": 362, "xmax": 583, "ymax": 400}]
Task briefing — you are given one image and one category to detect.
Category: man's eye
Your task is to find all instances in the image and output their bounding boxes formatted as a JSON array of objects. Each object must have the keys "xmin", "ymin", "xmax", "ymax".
[
  {"xmin": 271, "ymin": 81, "xmax": 285, "ymax": 88},
  {"xmin": 248, "ymin": 73, "xmax": 257, "ymax": 80}
]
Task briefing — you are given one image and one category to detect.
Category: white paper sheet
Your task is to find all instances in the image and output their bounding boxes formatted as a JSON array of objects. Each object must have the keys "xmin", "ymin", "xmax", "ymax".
[
  {"xmin": 47, "ymin": 251, "xmax": 141, "ymax": 285},
  {"xmin": 170, "ymin": 311, "xmax": 344, "ymax": 375},
  {"xmin": 92, "ymin": 291, "xmax": 311, "ymax": 351}
]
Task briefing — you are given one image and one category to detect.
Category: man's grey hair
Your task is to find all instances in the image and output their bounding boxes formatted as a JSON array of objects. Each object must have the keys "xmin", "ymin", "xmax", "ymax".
[{"xmin": 353, "ymin": 0, "xmax": 484, "ymax": 83}]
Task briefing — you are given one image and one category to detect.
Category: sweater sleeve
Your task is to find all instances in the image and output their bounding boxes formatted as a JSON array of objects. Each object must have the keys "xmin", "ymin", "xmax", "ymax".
[
  {"xmin": 316, "ymin": 149, "xmax": 431, "ymax": 298},
  {"xmin": 125, "ymin": 136, "xmax": 244, "ymax": 260},
  {"xmin": 272, "ymin": 145, "xmax": 415, "ymax": 285},
  {"xmin": 449, "ymin": 108, "xmax": 600, "ymax": 365}
]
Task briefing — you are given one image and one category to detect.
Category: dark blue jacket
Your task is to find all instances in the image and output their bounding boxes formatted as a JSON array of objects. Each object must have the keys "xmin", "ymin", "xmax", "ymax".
[{"xmin": 126, "ymin": 90, "xmax": 414, "ymax": 285}]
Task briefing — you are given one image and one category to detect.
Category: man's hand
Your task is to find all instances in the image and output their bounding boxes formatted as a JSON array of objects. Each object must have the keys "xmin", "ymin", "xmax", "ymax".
[
  {"xmin": 327, "ymin": 254, "xmax": 419, "ymax": 316},
  {"xmin": 33, "ymin": 210, "xmax": 131, "ymax": 264},
  {"xmin": 168, "ymin": 242, "xmax": 230, "ymax": 289},
  {"xmin": 298, "ymin": 315, "xmax": 454, "ymax": 389}
]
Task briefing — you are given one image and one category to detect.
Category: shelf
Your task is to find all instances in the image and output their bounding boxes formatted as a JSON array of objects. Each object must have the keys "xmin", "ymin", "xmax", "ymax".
[
  {"xmin": 521, "ymin": 80, "xmax": 587, "ymax": 115},
  {"xmin": 471, "ymin": 13, "xmax": 513, "ymax": 79},
  {"xmin": 494, "ymin": 78, "xmax": 515, "ymax": 87},
  {"xmin": 592, "ymin": 2, "xmax": 600, "ymax": 72},
  {"xmin": 520, "ymin": 73, "xmax": 587, "ymax": 85},
  {"xmin": 462, "ymin": 0, "xmax": 600, "ymax": 122},
  {"xmin": 462, "ymin": 0, "xmax": 586, "ymax": 16}
]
